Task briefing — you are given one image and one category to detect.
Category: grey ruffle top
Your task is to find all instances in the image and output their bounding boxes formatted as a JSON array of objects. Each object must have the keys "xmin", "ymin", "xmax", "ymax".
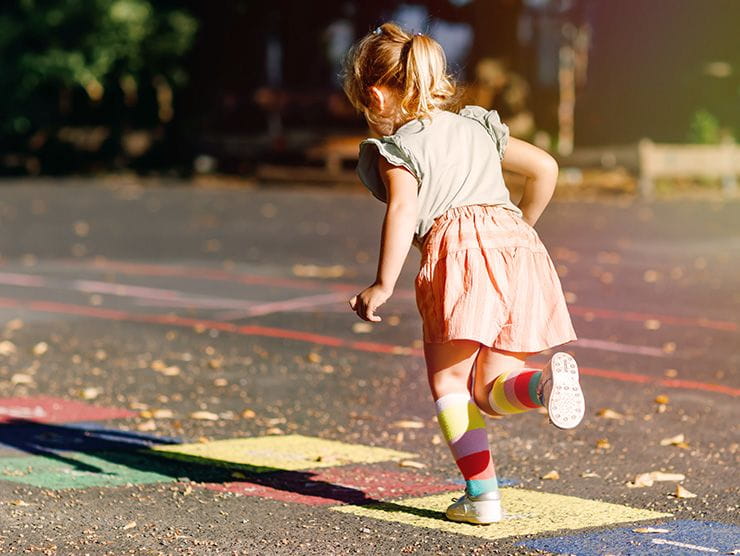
[{"xmin": 357, "ymin": 105, "xmax": 523, "ymax": 247}]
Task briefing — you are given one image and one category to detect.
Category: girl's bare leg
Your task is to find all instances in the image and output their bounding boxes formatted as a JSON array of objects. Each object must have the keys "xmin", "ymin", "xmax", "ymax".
[
  {"xmin": 425, "ymin": 339, "xmax": 499, "ymax": 501},
  {"xmin": 424, "ymin": 339, "xmax": 481, "ymax": 399}
]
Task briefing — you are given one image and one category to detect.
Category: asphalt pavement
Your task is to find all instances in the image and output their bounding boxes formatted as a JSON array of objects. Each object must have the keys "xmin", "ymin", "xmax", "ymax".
[{"xmin": 0, "ymin": 178, "xmax": 737, "ymax": 555}]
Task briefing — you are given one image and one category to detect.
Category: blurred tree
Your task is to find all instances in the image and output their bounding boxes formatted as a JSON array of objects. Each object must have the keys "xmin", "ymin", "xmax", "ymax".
[
  {"xmin": 687, "ymin": 108, "xmax": 723, "ymax": 145},
  {"xmin": 0, "ymin": 0, "xmax": 197, "ymax": 173}
]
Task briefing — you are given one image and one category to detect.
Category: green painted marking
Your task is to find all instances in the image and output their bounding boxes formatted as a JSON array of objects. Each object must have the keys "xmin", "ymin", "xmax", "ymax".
[{"xmin": 0, "ymin": 452, "xmax": 179, "ymax": 489}]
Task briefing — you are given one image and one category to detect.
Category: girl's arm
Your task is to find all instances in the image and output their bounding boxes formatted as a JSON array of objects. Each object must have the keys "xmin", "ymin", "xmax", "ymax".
[
  {"xmin": 501, "ymin": 137, "xmax": 560, "ymax": 227},
  {"xmin": 349, "ymin": 157, "xmax": 418, "ymax": 322}
]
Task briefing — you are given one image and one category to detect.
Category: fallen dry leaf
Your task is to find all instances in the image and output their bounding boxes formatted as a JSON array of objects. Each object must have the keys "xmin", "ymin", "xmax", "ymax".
[
  {"xmin": 136, "ymin": 420, "xmax": 157, "ymax": 432},
  {"xmin": 399, "ymin": 460, "xmax": 426, "ymax": 469},
  {"xmin": 159, "ymin": 365, "xmax": 181, "ymax": 376},
  {"xmin": 5, "ymin": 319, "xmax": 23, "ymax": 331},
  {"xmin": 643, "ymin": 319, "xmax": 661, "ymax": 330},
  {"xmin": 674, "ymin": 484, "xmax": 697, "ymax": 499},
  {"xmin": 595, "ymin": 438, "xmax": 611, "ymax": 449},
  {"xmin": 122, "ymin": 521, "xmax": 136, "ymax": 530},
  {"xmin": 74, "ymin": 220, "xmax": 90, "ymax": 237},
  {"xmin": 32, "ymin": 342, "xmax": 48, "ymax": 356},
  {"xmin": 9, "ymin": 499, "xmax": 29, "ymax": 506},
  {"xmin": 0, "ymin": 341, "xmax": 17, "ymax": 356},
  {"xmin": 627, "ymin": 470, "xmax": 686, "ymax": 488},
  {"xmin": 633, "ymin": 527, "xmax": 670, "ymax": 534},
  {"xmin": 659, "ymin": 433, "xmax": 685, "ymax": 446},
  {"xmin": 541, "ymin": 470, "xmax": 560, "ymax": 480},
  {"xmin": 643, "ymin": 270, "xmax": 660, "ymax": 283},
  {"xmin": 190, "ymin": 411, "xmax": 219, "ymax": 421},
  {"xmin": 151, "ymin": 409, "xmax": 174, "ymax": 419},
  {"xmin": 208, "ymin": 358, "xmax": 223, "ymax": 370},
  {"xmin": 265, "ymin": 427, "xmax": 284, "ymax": 435},
  {"xmin": 664, "ymin": 368, "xmax": 679, "ymax": 378},
  {"xmin": 79, "ymin": 387, "xmax": 101, "ymax": 400},
  {"xmin": 307, "ymin": 352, "xmax": 322, "ymax": 364},
  {"xmin": 596, "ymin": 408, "xmax": 624, "ymax": 419},
  {"xmin": 150, "ymin": 360, "xmax": 167, "ymax": 371},
  {"xmin": 651, "ymin": 471, "xmax": 686, "ymax": 482},
  {"xmin": 661, "ymin": 342, "xmax": 677, "ymax": 354},
  {"xmin": 392, "ymin": 420, "xmax": 424, "ymax": 429},
  {"xmin": 241, "ymin": 409, "xmax": 256, "ymax": 419},
  {"xmin": 580, "ymin": 472, "xmax": 600, "ymax": 478},
  {"xmin": 292, "ymin": 264, "xmax": 346, "ymax": 278},
  {"xmin": 655, "ymin": 394, "xmax": 670, "ymax": 404},
  {"xmin": 11, "ymin": 373, "xmax": 34, "ymax": 385},
  {"xmin": 352, "ymin": 322, "xmax": 373, "ymax": 334}
]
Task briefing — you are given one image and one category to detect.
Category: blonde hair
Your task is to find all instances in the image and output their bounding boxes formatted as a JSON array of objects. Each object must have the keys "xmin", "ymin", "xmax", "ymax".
[{"xmin": 343, "ymin": 22, "xmax": 457, "ymax": 129}]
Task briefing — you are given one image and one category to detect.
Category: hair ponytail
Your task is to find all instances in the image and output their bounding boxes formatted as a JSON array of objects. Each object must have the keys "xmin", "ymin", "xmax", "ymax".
[
  {"xmin": 401, "ymin": 33, "xmax": 455, "ymax": 118},
  {"xmin": 343, "ymin": 23, "xmax": 457, "ymax": 127}
]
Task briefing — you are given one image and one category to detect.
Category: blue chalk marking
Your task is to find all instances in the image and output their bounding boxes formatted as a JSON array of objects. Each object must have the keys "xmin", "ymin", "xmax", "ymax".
[{"xmin": 520, "ymin": 520, "xmax": 740, "ymax": 556}]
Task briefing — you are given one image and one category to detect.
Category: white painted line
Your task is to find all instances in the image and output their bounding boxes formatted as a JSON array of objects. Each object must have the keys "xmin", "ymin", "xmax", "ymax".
[
  {"xmin": 216, "ymin": 292, "xmax": 349, "ymax": 320},
  {"xmin": 73, "ymin": 279, "xmax": 183, "ymax": 300},
  {"xmin": 0, "ymin": 272, "xmax": 46, "ymax": 287},
  {"xmin": 652, "ymin": 538, "xmax": 719, "ymax": 552},
  {"xmin": 574, "ymin": 338, "xmax": 666, "ymax": 357}
]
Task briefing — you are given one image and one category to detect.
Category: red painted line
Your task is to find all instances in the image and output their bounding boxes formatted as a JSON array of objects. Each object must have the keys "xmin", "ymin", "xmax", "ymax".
[
  {"xmin": 2, "ymin": 296, "xmax": 737, "ymax": 398},
  {"xmin": 569, "ymin": 305, "xmax": 737, "ymax": 332},
  {"xmin": 75, "ymin": 259, "xmax": 736, "ymax": 332},
  {"xmin": 79, "ymin": 259, "xmax": 359, "ymax": 293}
]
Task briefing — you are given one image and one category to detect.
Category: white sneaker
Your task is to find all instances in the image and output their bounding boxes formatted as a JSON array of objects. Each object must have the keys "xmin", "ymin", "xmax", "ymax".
[
  {"xmin": 537, "ymin": 352, "xmax": 585, "ymax": 430},
  {"xmin": 445, "ymin": 490, "xmax": 502, "ymax": 525}
]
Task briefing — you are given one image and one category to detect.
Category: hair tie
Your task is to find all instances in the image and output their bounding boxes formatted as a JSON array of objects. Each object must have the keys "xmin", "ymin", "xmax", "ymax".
[{"xmin": 373, "ymin": 26, "xmax": 382, "ymax": 35}]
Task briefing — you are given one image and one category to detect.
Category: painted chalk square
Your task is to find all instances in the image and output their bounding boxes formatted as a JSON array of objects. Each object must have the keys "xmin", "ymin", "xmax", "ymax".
[
  {"xmin": 520, "ymin": 519, "xmax": 740, "ymax": 556},
  {"xmin": 203, "ymin": 464, "xmax": 462, "ymax": 506},
  {"xmin": 150, "ymin": 434, "xmax": 415, "ymax": 472},
  {"xmin": 0, "ymin": 397, "xmax": 135, "ymax": 424},
  {"xmin": 0, "ymin": 452, "xmax": 179, "ymax": 489}
]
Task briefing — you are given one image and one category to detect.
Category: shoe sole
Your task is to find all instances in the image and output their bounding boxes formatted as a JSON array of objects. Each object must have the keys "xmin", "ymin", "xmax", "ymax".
[
  {"xmin": 547, "ymin": 352, "xmax": 585, "ymax": 430},
  {"xmin": 445, "ymin": 510, "xmax": 502, "ymax": 525}
]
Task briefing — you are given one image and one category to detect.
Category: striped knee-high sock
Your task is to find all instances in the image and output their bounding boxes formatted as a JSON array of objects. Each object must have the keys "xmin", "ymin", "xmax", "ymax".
[
  {"xmin": 488, "ymin": 368, "xmax": 543, "ymax": 415},
  {"xmin": 435, "ymin": 392, "xmax": 498, "ymax": 497}
]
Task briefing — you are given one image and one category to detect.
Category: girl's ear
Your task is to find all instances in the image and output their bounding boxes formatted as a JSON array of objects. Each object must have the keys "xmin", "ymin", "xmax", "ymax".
[{"xmin": 369, "ymin": 86, "xmax": 386, "ymax": 112}]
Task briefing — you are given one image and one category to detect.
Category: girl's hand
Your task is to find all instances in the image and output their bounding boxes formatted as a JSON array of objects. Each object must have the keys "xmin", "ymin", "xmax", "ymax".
[{"xmin": 349, "ymin": 283, "xmax": 392, "ymax": 322}]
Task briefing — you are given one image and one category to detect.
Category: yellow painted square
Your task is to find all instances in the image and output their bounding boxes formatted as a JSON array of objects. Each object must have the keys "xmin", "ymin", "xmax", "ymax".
[
  {"xmin": 149, "ymin": 434, "xmax": 415, "ymax": 472},
  {"xmin": 331, "ymin": 488, "xmax": 671, "ymax": 540}
]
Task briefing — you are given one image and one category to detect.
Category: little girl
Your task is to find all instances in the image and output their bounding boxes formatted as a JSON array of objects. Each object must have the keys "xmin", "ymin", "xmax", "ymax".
[{"xmin": 344, "ymin": 23, "xmax": 585, "ymax": 525}]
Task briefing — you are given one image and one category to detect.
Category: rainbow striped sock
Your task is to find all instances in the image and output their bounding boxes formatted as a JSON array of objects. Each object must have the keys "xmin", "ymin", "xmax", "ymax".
[
  {"xmin": 488, "ymin": 368, "xmax": 543, "ymax": 415},
  {"xmin": 435, "ymin": 392, "xmax": 498, "ymax": 498}
]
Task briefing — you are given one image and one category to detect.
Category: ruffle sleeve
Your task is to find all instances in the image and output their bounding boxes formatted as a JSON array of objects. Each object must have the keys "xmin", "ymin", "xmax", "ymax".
[
  {"xmin": 458, "ymin": 105, "xmax": 509, "ymax": 161},
  {"xmin": 357, "ymin": 136, "xmax": 421, "ymax": 202}
]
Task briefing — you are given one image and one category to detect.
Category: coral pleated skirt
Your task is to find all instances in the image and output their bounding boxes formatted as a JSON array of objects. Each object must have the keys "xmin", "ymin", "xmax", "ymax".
[{"xmin": 415, "ymin": 204, "xmax": 577, "ymax": 353}]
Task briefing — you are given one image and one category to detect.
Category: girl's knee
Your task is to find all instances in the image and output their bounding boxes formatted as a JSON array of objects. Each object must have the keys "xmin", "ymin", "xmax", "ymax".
[{"xmin": 472, "ymin": 382, "xmax": 497, "ymax": 416}]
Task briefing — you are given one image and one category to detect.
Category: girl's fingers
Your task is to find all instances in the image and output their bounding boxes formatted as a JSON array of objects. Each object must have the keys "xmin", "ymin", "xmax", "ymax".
[{"xmin": 349, "ymin": 296, "xmax": 357, "ymax": 310}]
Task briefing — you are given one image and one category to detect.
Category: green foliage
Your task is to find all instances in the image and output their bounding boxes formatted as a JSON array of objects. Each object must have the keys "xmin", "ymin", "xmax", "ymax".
[
  {"xmin": 687, "ymin": 108, "xmax": 721, "ymax": 144},
  {"xmin": 0, "ymin": 0, "xmax": 197, "ymax": 146}
]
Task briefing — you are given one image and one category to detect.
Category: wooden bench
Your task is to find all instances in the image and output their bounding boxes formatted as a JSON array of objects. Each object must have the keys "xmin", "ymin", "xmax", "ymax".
[{"xmin": 638, "ymin": 138, "xmax": 739, "ymax": 196}]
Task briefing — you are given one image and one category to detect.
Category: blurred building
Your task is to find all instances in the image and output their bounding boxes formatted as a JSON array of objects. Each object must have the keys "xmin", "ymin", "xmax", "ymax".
[{"xmin": 184, "ymin": 0, "xmax": 737, "ymax": 149}]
